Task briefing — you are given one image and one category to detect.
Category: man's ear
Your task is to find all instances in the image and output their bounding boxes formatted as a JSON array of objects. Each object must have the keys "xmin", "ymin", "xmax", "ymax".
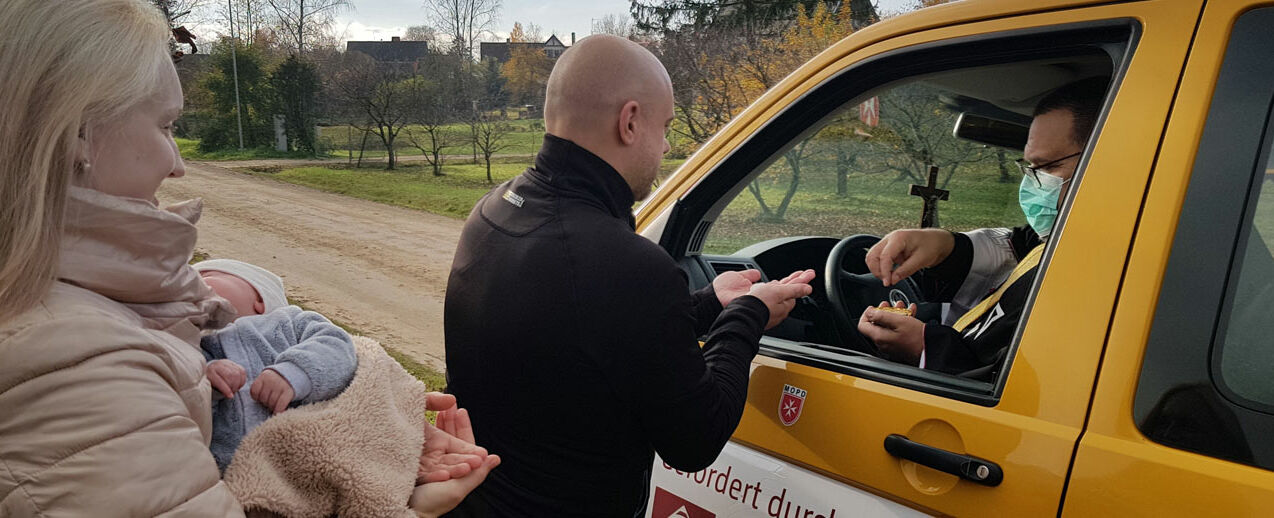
[{"xmin": 617, "ymin": 100, "xmax": 640, "ymax": 146}]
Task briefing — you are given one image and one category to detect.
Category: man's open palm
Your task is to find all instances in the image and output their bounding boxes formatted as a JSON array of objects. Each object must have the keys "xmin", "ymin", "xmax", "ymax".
[{"xmin": 712, "ymin": 269, "xmax": 763, "ymax": 307}]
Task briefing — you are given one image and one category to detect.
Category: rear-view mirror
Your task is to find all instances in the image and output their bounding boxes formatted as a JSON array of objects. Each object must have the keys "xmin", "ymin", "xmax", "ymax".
[{"xmin": 953, "ymin": 113, "xmax": 1029, "ymax": 150}]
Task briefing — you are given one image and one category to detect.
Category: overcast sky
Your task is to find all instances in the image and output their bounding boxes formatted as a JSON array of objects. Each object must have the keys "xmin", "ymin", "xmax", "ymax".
[{"xmin": 329, "ymin": 0, "xmax": 916, "ymax": 43}]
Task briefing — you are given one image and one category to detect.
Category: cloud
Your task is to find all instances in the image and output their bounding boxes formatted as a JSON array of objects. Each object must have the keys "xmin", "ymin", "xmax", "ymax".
[{"xmin": 334, "ymin": 19, "xmax": 410, "ymax": 42}]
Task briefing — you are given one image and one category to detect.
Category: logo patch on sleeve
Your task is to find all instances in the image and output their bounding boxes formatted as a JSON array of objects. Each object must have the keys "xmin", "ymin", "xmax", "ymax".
[{"xmin": 502, "ymin": 189, "xmax": 525, "ymax": 207}]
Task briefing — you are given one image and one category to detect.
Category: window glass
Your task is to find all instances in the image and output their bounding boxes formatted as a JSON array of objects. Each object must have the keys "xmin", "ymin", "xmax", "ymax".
[
  {"xmin": 703, "ymin": 81, "xmax": 1025, "ymax": 255},
  {"xmin": 1217, "ymin": 149, "xmax": 1274, "ymax": 407}
]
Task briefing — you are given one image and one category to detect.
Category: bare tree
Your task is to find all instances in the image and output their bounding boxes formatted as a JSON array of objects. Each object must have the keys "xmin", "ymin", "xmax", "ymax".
[
  {"xmin": 472, "ymin": 116, "xmax": 511, "ymax": 184},
  {"xmin": 405, "ymin": 24, "xmax": 437, "ymax": 43},
  {"xmin": 592, "ymin": 13, "xmax": 634, "ymax": 38},
  {"xmin": 425, "ymin": 0, "xmax": 501, "ymax": 60},
  {"xmin": 329, "ymin": 52, "xmax": 425, "ymax": 170},
  {"xmin": 264, "ymin": 0, "xmax": 350, "ymax": 55},
  {"xmin": 404, "ymin": 84, "xmax": 458, "ymax": 177}
]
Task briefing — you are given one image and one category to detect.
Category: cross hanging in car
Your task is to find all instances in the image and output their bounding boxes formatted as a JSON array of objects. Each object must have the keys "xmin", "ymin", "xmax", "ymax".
[{"xmin": 910, "ymin": 165, "xmax": 949, "ymax": 228}]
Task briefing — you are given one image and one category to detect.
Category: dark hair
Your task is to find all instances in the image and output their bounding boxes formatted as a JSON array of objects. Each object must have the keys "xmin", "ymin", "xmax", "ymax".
[{"xmin": 1033, "ymin": 76, "xmax": 1110, "ymax": 146}]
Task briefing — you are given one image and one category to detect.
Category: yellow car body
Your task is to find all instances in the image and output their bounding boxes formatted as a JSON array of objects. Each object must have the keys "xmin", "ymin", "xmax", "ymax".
[{"xmin": 636, "ymin": 0, "xmax": 1274, "ymax": 515}]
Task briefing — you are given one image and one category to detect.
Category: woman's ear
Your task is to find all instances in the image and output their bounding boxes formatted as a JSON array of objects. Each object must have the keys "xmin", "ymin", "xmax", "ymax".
[
  {"xmin": 75, "ymin": 125, "xmax": 92, "ymax": 174},
  {"xmin": 617, "ymin": 100, "xmax": 640, "ymax": 146}
]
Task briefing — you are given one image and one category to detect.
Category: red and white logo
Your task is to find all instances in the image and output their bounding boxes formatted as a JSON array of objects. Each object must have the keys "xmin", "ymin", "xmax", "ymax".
[
  {"xmin": 651, "ymin": 487, "xmax": 715, "ymax": 518},
  {"xmin": 779, "ymin": 384, "xmax": 807, "ymax": 426}
]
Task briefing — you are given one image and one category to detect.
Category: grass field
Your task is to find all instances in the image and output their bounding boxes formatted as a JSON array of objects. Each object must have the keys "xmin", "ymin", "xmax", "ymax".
[
  {"xmin": 702, "ymin": 160, "xmax": 1026, "ymax": 255},
  {"xmin": 256, "ymin": 158, "xmax": 687, "ymax": 220},
  {"xmin": 175, "ymin": 137, "xmax": 336, "ymax": 161},
  {"xmin": 183, "ymin": 118, "xmax": 700, "ymax": 161}
]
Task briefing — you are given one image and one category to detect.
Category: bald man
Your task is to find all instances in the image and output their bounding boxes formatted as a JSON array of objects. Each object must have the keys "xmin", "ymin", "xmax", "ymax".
[{"xmin": 443, "ymin": 35, "xmax": 814, "ymax": 517}]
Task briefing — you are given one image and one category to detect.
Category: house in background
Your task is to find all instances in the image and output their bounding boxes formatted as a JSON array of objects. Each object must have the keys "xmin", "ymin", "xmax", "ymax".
[
  {"xmin": 346, "ymin": 37, "xmax": 430, "ymax": 64},
  {"xmin": 480, "ymin": 33, "xmax": 573, "ymax": 65}
]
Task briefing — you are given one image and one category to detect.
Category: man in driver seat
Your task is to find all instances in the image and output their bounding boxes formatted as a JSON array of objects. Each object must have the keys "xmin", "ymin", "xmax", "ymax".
[{"xmin": 857, "ymin": 77, "xmax": 1108, "ymax": 379}]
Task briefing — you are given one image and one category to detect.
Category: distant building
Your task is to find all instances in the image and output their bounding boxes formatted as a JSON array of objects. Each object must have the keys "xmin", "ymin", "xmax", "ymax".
[
  {"xmin": 345, "ymin": 37, "xmax": 430, "ymax": 63},
  {"xmin": 480, "ymin": 33, "xmax": 573, "ymax": 65}
]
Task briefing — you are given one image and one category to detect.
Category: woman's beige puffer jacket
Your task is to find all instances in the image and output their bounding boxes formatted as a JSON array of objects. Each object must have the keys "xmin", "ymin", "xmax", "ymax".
[{"xmin": 0, "ymin": 187, "xmax": 243, "ymax": 516}]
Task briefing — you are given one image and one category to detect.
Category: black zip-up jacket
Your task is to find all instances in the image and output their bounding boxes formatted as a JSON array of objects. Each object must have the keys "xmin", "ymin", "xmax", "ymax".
[{"xmin": 443, "ymin": 135, "xmax": 770, "ymax": 517}]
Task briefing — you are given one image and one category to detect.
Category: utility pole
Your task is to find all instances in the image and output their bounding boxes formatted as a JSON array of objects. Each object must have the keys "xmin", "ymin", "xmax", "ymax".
[
  {"xmin": 298, "ymin": 0, "xmax": 305, "ymax": 56},
  {"xmin": 228, "ymin": 0, "xmax": 245, "ymax": 149}
]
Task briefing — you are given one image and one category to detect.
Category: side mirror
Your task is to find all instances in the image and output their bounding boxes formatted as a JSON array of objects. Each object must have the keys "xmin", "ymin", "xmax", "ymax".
[{"xmin": 953, "ymin": 113, "xmax": 1029, "ymax": 150}]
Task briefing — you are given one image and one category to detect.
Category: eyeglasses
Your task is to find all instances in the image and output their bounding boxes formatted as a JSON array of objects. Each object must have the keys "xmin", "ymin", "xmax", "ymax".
[{"xmin": 1015, "ymin": 151, "xmax": 1081, "ymax": 186}]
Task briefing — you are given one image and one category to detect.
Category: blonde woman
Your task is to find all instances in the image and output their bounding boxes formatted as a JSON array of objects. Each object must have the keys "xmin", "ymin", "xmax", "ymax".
[{"xmin": 0, "ymin": 1, "xmax": 492, "ymax": 515}]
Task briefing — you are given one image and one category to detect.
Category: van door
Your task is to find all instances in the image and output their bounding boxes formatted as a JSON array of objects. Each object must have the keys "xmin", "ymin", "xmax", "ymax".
[
  {"xmin": 643, "ymin": 1, "xmax": 1202, "ymax": 516},
  {"xmin": 1064, "ymin": 2, "xmax": 1274, "ymax": 515}
]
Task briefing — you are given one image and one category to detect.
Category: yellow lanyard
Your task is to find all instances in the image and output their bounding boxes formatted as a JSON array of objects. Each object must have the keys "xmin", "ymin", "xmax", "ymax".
[{"xmin": 952, "ymin": 244, "xmax": 1046, "ymax": 332}]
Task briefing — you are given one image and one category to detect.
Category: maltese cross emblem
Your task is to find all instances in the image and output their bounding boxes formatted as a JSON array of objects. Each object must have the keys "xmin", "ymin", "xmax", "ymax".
[{"xmin": 779, "ymin": 384, "xmax": 807, "ymax": 426}]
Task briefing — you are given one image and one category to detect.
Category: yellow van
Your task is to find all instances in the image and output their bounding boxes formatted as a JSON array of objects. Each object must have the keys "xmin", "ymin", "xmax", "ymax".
[{"xmin": 636, "ymin": 0, "xmax": 1274, "ymax": 515}]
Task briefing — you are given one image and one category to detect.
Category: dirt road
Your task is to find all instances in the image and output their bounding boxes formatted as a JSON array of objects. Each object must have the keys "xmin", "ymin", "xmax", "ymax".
[{"xmin": 159, "ymin": 161, "xmax": 466, "ymax": 370}]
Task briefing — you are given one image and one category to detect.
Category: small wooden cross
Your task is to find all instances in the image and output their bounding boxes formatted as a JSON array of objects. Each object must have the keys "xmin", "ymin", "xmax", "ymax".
[{"xmin": 909, "ymin": 165, "xmax": 949, "ymax": 228}]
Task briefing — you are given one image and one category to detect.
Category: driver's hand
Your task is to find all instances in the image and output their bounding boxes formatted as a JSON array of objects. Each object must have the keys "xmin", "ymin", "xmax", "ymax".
[
  {"xmin": 865, "ymin": 229, "xmax": 956, "ymax": 286},
  {"xmin": 858, "ymin": 301, "xmax": 924, "ymax": 365}
]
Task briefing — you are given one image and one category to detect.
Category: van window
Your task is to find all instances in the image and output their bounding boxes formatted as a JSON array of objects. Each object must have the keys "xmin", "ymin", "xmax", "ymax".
[
  {"xmin": 1215, "ymin": 149, "xmax": 1274, "ymax": 409},
  {"xmin": 1134, "ymin": 7, "xmax": 1274, "ymax": 471},
  {"xmin": 664, "ymin": 23, "xmax": 1134, "ymax": 404}
]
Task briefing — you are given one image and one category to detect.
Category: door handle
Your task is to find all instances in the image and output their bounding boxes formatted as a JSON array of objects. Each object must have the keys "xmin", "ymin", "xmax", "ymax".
[{"xmin": 884, "ymin": 434, "xmax": 1003, "ymax": 487}]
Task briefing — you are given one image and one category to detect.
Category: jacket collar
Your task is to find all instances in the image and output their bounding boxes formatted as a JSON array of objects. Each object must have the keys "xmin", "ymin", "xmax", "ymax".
[
  {"xmin": 59, "ymin": 187, "xmax": 236, "ymax": 334},
  {"xmin": 530, "ymin": 134, "xmax": 636, "ymax": 228}
]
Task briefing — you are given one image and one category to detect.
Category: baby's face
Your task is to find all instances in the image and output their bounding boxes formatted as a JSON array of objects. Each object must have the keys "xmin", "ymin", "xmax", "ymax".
[{"xmin": 201, "ymin": 271, "xmax": 265, "ymax": 319}]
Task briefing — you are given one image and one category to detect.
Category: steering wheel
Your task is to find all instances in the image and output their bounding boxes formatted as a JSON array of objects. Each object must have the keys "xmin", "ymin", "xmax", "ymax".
[{"xmin": 824, "ymin": 234, "xmax": 925, "ymax": 354}]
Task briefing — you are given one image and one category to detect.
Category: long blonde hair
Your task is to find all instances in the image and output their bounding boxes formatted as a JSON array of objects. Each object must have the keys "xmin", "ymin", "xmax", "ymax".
[{"xmin": 0, "ymin": 0, "xmax": 172, "ymax": 322}]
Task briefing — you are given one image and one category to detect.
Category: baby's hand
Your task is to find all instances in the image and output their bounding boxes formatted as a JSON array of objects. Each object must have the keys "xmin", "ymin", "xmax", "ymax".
[
  {"xmin": 206, "ymin": 359, "xmax": 247, "ymax": 399},
  {"xmin": 251, "ymin": 369, "xmax": 295, "ymax": 414}
]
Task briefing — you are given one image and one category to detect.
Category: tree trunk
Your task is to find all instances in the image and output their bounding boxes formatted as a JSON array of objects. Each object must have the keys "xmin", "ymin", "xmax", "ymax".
[
  {"xmin": 836, "ymin": 148, "xmax": 849, "ymax": 197},
  {"xmin": 775, "ymin": 150, "xmax": 803, "ymax": 220},
  {"xmin": 997, "ymin": 148, "xmax": 1013, "ymax": 183},
  {"xmin": 747, "ymin": 180, "xmax": 774, "ymax": 220},
  {"xmin": 485, "ymin": 156, "xmax": 493, "ymax": 184}
]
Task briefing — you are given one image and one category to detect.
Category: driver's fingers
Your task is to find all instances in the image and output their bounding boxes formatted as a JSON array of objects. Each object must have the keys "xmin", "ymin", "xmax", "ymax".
[
  {"xmin": 876, "ymin": 238, "xmax": 908, "ymax": 287},
  {"xmin": 858, "ymin": 313, "xmax": 894, "ymax": 343},
  {"xmin": 893, "ymin": 300, "xmax": 906, "ymax": 309},
  {"xmin": 890, "ymin": 254, "xmax": 929, "ymax": 285},
  {"xmin": 865, "ymin": 241, "xmax": 885, "ymax": 281}
]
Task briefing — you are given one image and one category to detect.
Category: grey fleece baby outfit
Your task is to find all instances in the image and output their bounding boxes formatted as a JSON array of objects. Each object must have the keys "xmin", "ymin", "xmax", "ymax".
[{"xmin": 201, "ymin": 305, "xmax": 358, "ymax": 471}]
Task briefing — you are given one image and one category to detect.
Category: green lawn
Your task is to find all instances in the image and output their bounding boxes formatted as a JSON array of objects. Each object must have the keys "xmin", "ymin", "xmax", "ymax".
[
  {"xmin": 258, "ymin": 158, "xmax": 686, "ymax": 220},
  {"xmin": 702, "ymin": 161, "xmax": 1026, "ymax": 255},
  {"xmin": 318, "ymin": 120, "xmax": 545, "ymax": 159},
  {"xmin": 176, "ymin": 137, "xmax": 336, "ymax": 161}
]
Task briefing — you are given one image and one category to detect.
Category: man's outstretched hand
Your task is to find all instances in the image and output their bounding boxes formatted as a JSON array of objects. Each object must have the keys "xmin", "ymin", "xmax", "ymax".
[
  {"xmin": 712, "ymin": 269, "xmax": 763, "ymax": 307},
  {"xmin": 748, "ymin": 269, "xmax": 816, "ymax": 329}
]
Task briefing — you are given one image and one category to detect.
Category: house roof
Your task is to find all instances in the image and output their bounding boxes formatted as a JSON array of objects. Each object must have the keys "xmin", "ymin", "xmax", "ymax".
[
  {"xmin": 480, "ymin": 35, "xmax": 570, "ymax": 63},
  {"xmin": 345, "ymin": 40, "xmax": 430, "ymax": 63}
]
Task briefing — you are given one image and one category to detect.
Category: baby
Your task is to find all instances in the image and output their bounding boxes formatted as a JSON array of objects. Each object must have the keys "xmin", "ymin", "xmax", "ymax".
[{"xmin": 194, "ymin": 259, "xmax": 358, "ymax": 471}]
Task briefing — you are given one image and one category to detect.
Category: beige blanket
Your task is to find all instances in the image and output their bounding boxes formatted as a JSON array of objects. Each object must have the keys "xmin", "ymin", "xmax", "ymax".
[{"xmin": 224, "ymin": 336, "xmax": 427, "ymax": 518}]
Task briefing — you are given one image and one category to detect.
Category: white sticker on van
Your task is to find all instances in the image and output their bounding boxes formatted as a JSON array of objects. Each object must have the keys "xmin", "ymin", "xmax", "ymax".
[{"xmin": 650, "ymin": 442, "xmax": 929, "ymax": 518}]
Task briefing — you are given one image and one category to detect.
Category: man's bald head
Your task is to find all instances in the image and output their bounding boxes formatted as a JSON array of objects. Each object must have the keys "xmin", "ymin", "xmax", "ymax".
[{"xmin": 543, "ymin": 34, "xmax": 674, "ymax": 200}]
